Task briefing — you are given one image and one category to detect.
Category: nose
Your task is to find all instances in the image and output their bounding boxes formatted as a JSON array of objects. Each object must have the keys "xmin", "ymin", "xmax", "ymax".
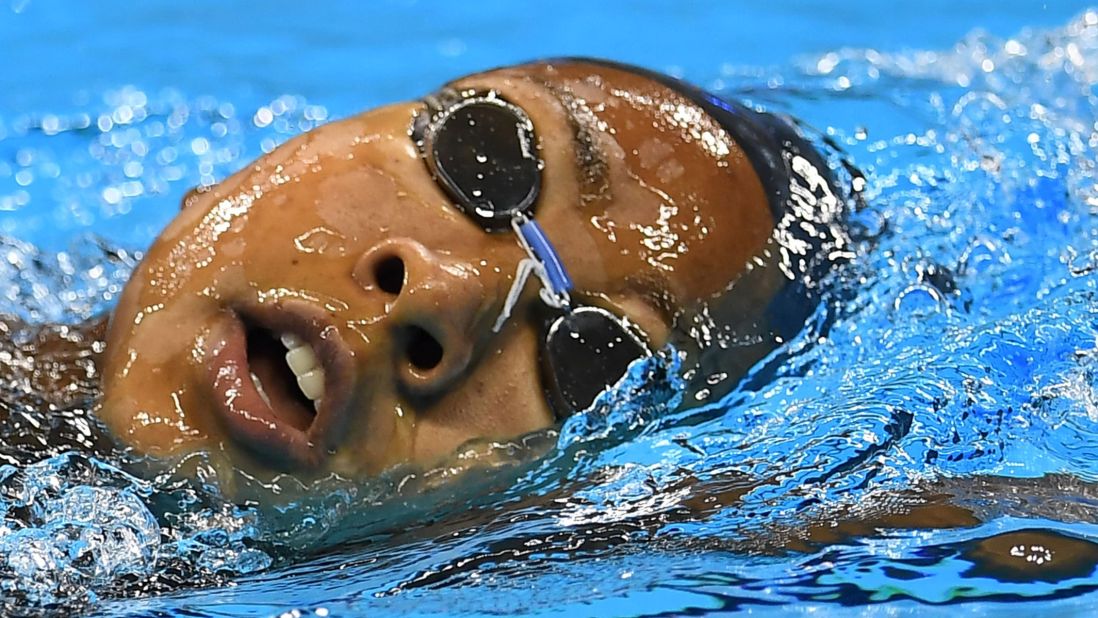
[{"xmin": 353, "ymin": 238, "xmax": 488, "ymax": 399}]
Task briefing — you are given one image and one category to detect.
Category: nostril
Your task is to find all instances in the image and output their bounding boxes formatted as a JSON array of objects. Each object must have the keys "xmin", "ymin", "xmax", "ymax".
[
  {"xmin": 375, "ymin": 255, "xmax": 405, "ymax": 296},
  {"xmin": 405, "ymin": 325, "xmax": 443, "ymax": 372}
]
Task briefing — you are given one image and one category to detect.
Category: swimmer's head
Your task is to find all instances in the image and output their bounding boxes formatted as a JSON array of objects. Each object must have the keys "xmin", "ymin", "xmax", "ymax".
[{"xmin": 98, "ymin": 59, "xmax": 796, "ymax": 480}]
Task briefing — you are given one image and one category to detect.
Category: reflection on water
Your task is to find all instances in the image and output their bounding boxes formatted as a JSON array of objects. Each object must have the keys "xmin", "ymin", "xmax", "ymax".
[{"xmin": 2, "ymin": 6, "xmax": 1098, "ymax": 618}]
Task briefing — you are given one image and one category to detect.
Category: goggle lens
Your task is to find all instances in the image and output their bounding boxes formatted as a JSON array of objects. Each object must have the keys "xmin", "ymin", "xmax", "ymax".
[
  {"xmin": 424, "ymin": 98, "xmax": 541, "ymax": 230},
  {"xmin": 542, "ymin": 307, "xmax": 649, "ymax": 415}
]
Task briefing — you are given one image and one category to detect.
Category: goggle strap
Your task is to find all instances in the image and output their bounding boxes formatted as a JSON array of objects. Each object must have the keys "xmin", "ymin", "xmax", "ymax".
[
  {"xmin": 492, "ymin": 215, "xmax": 574, "ymax": 333},
  {"xmin": 513, "ymin": 216, "xmax": 573, "ymax": 298},
  {"xmin": 492, "ymin": 257, "xmax": 537, "ymax": 333}
]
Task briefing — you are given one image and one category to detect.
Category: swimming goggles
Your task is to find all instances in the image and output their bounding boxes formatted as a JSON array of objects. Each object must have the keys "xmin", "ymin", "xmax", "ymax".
[{"xmin": 411, "ymin": 88, "xmax": 650, "ymax": 418}]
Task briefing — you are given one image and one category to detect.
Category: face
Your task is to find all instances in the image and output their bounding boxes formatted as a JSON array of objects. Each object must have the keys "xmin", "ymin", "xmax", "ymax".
[{"xmin": 99, "ymin": 60, "xmax": 775, "ymax": 480}]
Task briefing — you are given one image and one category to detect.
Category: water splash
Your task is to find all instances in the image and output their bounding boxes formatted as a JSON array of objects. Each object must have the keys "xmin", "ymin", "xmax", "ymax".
[
  {"xmin": 0, "ymin": 454, "xmax": 157, "ymax": 608},
  {"xmin": 3, "ymin": 8, "xmax": 1098, "ymax": 618}
]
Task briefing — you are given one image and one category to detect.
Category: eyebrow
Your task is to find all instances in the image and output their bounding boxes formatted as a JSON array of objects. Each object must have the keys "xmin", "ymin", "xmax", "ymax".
[{"xmin": 528, "ymin": 77, "xmax": 611, "ymax": 207}]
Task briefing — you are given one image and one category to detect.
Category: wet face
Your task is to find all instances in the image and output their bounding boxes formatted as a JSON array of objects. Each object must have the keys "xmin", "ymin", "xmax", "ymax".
[{"xmin": 99, "ymin": 60, "xmax": 775, "ymax": 480}]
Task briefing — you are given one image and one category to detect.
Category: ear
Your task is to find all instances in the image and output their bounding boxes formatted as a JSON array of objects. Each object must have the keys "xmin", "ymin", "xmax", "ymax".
[{"xmin": 180, "ymin": 184, "xmax": 214, "ymax": 210}]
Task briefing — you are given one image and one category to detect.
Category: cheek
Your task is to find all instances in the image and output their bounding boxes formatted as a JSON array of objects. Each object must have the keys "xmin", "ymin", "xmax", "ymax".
[
  {"xmin": 100, "ymin": 286, "xmax": 220, "ymax": 456},
  {"xmin": 408, "ymin": 321, "xmax": 553, "ymax": 465},
  {"xmin": 305, "ymin": 141, "xmax": 450, "ymax": 241},
  {"xmin": 106, "ymin": 236, "xmax": 227, "ymax": 373}
]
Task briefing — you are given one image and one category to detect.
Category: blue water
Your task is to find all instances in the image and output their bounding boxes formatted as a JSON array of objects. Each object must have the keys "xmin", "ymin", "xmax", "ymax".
[{"xmin": 2, "ymin": 1, "xmax": 1098, "ymax": 616}]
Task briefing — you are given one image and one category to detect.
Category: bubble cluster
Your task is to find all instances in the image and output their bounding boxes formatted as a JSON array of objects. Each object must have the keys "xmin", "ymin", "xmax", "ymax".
[{"xmin": 0, "ymin": 454, "xmax": 156, "ymax": 609}]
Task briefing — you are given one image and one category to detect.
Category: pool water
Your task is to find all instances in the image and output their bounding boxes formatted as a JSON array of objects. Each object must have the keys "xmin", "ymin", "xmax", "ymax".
[{"xmin": 2, "ymin": 1, "xmax": 1098, "ymax": 616}]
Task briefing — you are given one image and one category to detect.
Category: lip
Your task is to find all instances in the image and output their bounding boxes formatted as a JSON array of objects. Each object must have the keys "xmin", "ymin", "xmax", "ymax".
[{"xmin": 204, "ymin": 301, "xmax": 356, "ymax": 471}]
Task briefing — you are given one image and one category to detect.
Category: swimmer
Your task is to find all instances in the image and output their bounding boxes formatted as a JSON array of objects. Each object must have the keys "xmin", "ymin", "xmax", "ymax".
[
  {"xmin": 6, "ymin": 59, "xmax": 848, "ymax": 485},
  {"xmin": 7, "ymin": 60, "xmax": 1090, "ymax": 588}
]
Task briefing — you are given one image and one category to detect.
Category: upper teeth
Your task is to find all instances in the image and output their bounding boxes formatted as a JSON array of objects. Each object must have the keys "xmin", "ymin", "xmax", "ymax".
[{"xmin": 280, "ymin": 333, "xmax": 325, "ymax": 407}]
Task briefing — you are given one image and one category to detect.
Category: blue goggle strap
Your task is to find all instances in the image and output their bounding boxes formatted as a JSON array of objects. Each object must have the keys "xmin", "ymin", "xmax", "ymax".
[{"xmin": 492, "ymin": 214, "xmax": 575, "ymax": 332}]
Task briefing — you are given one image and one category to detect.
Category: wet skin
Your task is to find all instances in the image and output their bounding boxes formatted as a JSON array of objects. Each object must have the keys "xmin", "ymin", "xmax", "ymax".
[{"xmin": 98, "ymin": 60, "xmax": 777, "ymax": 479}]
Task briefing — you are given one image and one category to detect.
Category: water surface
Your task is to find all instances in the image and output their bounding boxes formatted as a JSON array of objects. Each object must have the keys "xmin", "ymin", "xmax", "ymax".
[{"xmin": 1, "ymin": 1, "xmax": 1097, "ymax": 616}]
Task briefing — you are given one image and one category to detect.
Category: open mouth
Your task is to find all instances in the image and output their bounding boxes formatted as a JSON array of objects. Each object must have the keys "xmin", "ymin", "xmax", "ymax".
[
  {"xmin": 205, "ymin": 304, "xmax": 353, "ymax": 471},
  {"xmin": 244, "ymin": 324, "xmax": 323, "ymax": 433}
]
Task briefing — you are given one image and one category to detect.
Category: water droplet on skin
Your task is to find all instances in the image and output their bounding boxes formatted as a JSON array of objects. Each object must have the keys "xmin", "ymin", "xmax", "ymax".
[{"xmin": 293, "ymin": 228, "xmax": 347, "ymax": 256}]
